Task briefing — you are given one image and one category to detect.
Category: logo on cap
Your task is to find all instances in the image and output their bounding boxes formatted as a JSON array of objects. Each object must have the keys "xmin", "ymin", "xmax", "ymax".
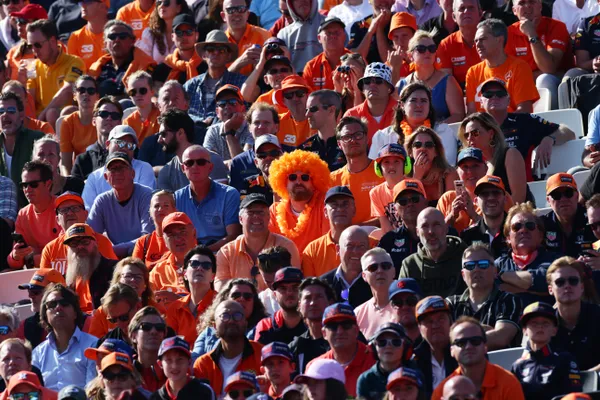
[
  {"xmin": 115, "ymin": 354, "xmax": 129, "ymax": 364},
  {"xmin": 32, "ymin": 274, "xmax": 44, "ymax": 283},
  {"xmin": 406, "ymin": 182, "xmax": 417, "ymax": 188},
  {"xmin": 488, "ymin": 177, "xmax": 500, "ymax": 183},
  {"xmin": 18, "ymin": 373, "xmax": 27, "ymax": 380},
  {"xmin": 561, "ymin": 176, "xmax": 573, "ymax": 183},
  {"xmin": 397, "ymin": 281, "xmax": 406, "ymax": 288},
  {"xmin": 68, "ymin": 225, "xmax": 86, "ymax": 236}
]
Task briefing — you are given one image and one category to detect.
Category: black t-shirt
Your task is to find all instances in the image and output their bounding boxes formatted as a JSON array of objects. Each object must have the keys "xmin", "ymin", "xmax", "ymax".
[
  {"xmin": 296, "ymin": 134, "xmax": 346, "ymax": 172},
  {"xmin": 580, "ymin": 161, "xmax": 600, "ymax": 201},
  {"xmin": 575, "ymin": 13, "xmax": 600, "ymax": 59},
  {"xmin": 419, "ymin": 13, "xmax": 458, "ymax": 45},
  {"xmin": 501, "ymin": 113, "xmax": 559, "ymax": 161},
  {"xmin": 348, "ymin": 15, "xmax": 392, "ymax": 64},
  {"xmin": 47, "ymin": 0, "xmax": 86, "ymax": 43},
  {"xmin": 552, "ymin": 302, "xmax": 600, "ymax": 370},
  {"xmin": 542, "ymin": 205, "xmax": 596, "ymax": 257}
]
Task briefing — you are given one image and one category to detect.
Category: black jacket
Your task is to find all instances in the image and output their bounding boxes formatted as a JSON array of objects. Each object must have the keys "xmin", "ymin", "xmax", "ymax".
[
  {"xmin": 88, "ymin": 256, "xmax": 118, "ymax": 310},
  {"xmin": 71, "ymin": 142, "xmax": 108, "ymax": 180},
  {"xmin": 289, "ymin": 330, "xmax": 330, "ymax": 373},
  {"xmin": 320, "ymin": 267, "xmax": 372, "ymax": 308},
  {"xmin": 412, "ymin": 341, "xmax": 457, "ymax": 398},
  {"xmin": 150, "ymin": 378, "xmax": 215, "ymax": 400},
  {"xmin": 460, "ymin": 215, "xmax": 509, "ymax": 259}
]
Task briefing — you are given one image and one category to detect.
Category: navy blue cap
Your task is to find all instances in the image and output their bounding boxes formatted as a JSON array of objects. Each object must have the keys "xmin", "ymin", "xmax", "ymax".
[
  {"xmin": 457, "ymin": 147, "xmax": 484, "ymax": 165},
  {"xmin": 520, "ymin": 301, "xmax": 557, "ymax": 326},
  {"xmin": 272, "ymin": 267, "xmax": 303, "ymax": 289},
  {"xmin": 318, "ymin": 16, "xmax": 346, "ymax": 33},
  {"xmin": 325, "ymin": 186, "xmax": 354, "ymax": 203},
  {"xmin": 172, "ymin": 13, "xmax": 196, "ymax": 30},
  {"xmin": 376, "ymin": 143, "xmax": 407, "ymax": 163},
  {"xmin": 415, "ymin": 296, "xmax": 451, "ymax": 321},
  {"xmin": 224, "ymin": 371, "xmax": 259, "ymax": 392},
  {"xmin": 371, "ymin": 322, "xmax": 408, "ymax": 342},
  {"xmin": 386, "ymin": 367, "xmax": 424, "ymax": 390},
  {"xmin": 322, "ymin": 302, "xmax": 356, "ymax": 325},
  {"xmin": 261, "ymin": 341, "xmax": 293, "ymax": 362},
  {"xmin": 158, "ymin": 336, "xmax": 191, "ymax": 358},
  {"xmin": 388, "ymin": 279, "xmax": 422, "ymax": 300}
]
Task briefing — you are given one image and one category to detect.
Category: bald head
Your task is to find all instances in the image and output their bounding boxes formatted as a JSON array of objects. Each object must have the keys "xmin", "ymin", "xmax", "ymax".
[
  {"xmin": 340, "ymin": 225, "xmax": 369, "ymax": 247},
  {"xmin": 182, "ymin": 145, "xmax": 210, "ymax": 162},
  {"xmin": 442, "ymin": 376, "xmax": 477, "ymax": 400},
  {"xmin": 339, "ymin": 226, "xmax": 369, "ymax": 273},
  {"xmin": 416, "ymin": 207, "xmax": 448, "ymax": 254}
]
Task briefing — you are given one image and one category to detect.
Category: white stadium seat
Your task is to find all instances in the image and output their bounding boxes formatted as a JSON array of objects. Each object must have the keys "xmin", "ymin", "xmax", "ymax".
[
  {"xmin": 528, "ymin": 180, "xmax": 548, "ymax": 208},
  {"xmin": 0, "ymin": 269, "xmax": 38, "ymax": 305},
  {"xmin": 533, "ymin": 88, "xmax": 551, "ymax": 113},
  {"xmin": 488, "ymin": 347, "xmax": 525, "ymax": 370},
  {"xmin": 533, "ymin": 108, "xmax": 585, "ymax": 139}
]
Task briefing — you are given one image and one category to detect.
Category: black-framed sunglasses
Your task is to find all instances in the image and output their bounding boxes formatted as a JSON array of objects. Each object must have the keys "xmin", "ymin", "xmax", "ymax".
[
  {"xmin": 325, "ymin": 320, "xmax": 355, "ymax": 331},
  {"xmin": 283, "ymin": 90, "xmax": 307, "ymax": 100},
  {"xmin": 46, "ymin": 298, "xmax": 71, "ymax": 309},
  {"xmin": 76, "ymin": 87, "xmax": 97, "ymax": 95},
  {"xmin": 362, "ymin": 77, "xmax": 384, "ymax": 85},
  {"xmin": 510, "ymin": 221, "xmax": 537, "ymax": 233},
  {"xmin": 230, "ymin": 292, "xmax": 253, "ymax": 300},
  {"xmin": 462, "ymin": 259, "xmax": 492, "ymax": 271},
  {"xmin": 225, "ymin": 5, "xmax": 248, "ymax": 13},
  {"xmin": 107, "ymin": 312, "xmax": 131, "ymax": 324},
  {"xmin": 219, "ymin": 311, "xmax": 244, "ymax": 322},
  {"xmin": 413, "ymin": 141, "xmax": 435, "ymax": 149},
  {"xmin": 97, "ymin": 110, "xmax": 122, "ymax": 120},
  {"xmin": 128, "ymin": 87, "xmax": 149, "ymax": 97},
  {"xmin": 183, "ymin": 158, "xmax": 211, "ymax": 167},
  {"xmin": 288, "ymin": 173, "xmax": 310, "ymax": 182},
  {"xmin": 57, "ymin": 205, "xmax": 85, "ymax": 215},
  {"xmin": 481, "ymin": 90, "xmax": 508, "ymax": 99},
  {"xmin": 391, "ymin": 295, "xmax": 418, "ymax": 308},
  {"xmin": 375, "ymin": 338, "xmax": 403, "ymax": 347},
  {"xmin": 156, "ymin": 0, "xmax": 171, "ymax": 6},
  {"xmin": 549, "ymin": 188, "xmax": 575, "ymax": 201},
  {"xmin": 366, "ymin": 261, "xmax": 393, "ymax": 273},
  {"xmin": 554, "ymin": 276, "xmax": 581, "ymax": 287},
  {"xmin": 107, "ymin": 32, "xmax": 133, "ymax": 41},
  {"xmin": 188, "ymin": 259, "xmax": 213, "ymax": 270},
  {"xmin": 256, "ymin": 149, "xmax": 282, "ymax": 159},
  {"xmin": 227, "ymin": 390, "xmax": 255, "ymax": 399},
  {"xmin": 175, "ymin": 28, "xmax": 195, "ymax": 37},
  {"xmin": 413, "ymin": 44, "xmax": 437, "ymax": 54},
  {"xmin": 216, "ymin": 99, "xmax": 241, "ymax": 108},
  {"xmin": 19, "ymin": 180, "xmax": 44, "ymax": 189},
  {"xmin": 102, "ymin": 370, "xmax": 132, "ymax": 382},
  {"xmin": 396, "ymin": 195, "xmax": 421, "ymax": 207},
  {"xmin": 138, "ymin": 322, "xmax": 166, "ymax": 332},
  {"xmin": 452, "ymin": 336, "xmax": 486, "ymax": 348},
  {"xmin": 306, "ymin": 104, "xmax": 331, "ymax": 113}
]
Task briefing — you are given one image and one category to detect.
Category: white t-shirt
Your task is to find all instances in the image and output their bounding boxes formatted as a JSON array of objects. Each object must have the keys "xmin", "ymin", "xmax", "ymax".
[
  {"xmin": 553, "ymin": 0, "xmax": 600, "ymax": 35},
  {"xmin": 3, "ymin": 146, "xmax": 12, "ymax": 177},
  {"xmin": 328, "ymin": 0, "xmax": 374, "ymax": 37},
  {"xmin": 219, "ymin": 353, "xmax": 243, "ymax": 393}
]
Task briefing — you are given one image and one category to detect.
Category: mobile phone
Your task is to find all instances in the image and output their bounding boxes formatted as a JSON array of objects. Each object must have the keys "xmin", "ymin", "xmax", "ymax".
[
  {"xmin": 580, "ymin": 242, "xmax": 597, "ymax": 258},
  {"xmin": 454, "ymin": 180, "xmax": 466, "ymax": 197},
  {"xmin": 11, "ymin": 233, "xmax": 26, "ymax": 246}
]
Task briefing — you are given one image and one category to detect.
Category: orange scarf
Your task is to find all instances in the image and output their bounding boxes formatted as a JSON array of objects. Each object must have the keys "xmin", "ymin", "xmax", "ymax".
[
  {"xmin": 400, "ymin": 119, "xmax": 432, "ymax": 138},
  {"xmin": 163, "ymin": 49, "xmax": 202, "ymax": 81},
  {"xmin": 275, "ymin": 195, "xmax": 322, "ymax": 239}
]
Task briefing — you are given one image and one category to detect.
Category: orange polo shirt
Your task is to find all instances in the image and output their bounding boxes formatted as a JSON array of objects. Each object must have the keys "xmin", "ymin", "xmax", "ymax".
[
  {"xmin": 116, "ymin": 0, "xmax": 156, "ymax": 41},
  {"xmin": 301, "ymin": 231, "xmax": 339, "ymax": 277},
  {"xmin": 277, "ymin": 112, "xmax": 314, "ymax": 147},
  {"xmin": 14, "ymin": 202, "xmax": 61, "ymax": 255},
  {"xmin": 59, "ymin": 111, "xmax": 96, "ymax": 155},
  {"xmin": 269, "ymin": 193, "xmax": 330, "ymax": 254},
  {"xmin": 343, "ymin": 99, "xmax": 396, "ymax": 144},
  {"xmin": 226, "ymin": 24, "xmax": 272, "ymax": 76},
  {"xmin": 256, "ymin": 89, "xmax": 286, "ymax": 114},
  {"xmin": 303, "ymin": 49, "xmax": 351, "ymax": 91},
  {"xmin": 124, "ymin": 105, "xmax": 161, "ymax": 145},
  {"xmin": 67, "ymin": 25, "xmax": 108, "ymax": 70},
  {"xmin": 330, "ymin": 162, "xmax": 384, "ymax": 224},
  {"xmin": 165, "ymin": 291, "xmax": 216, "ymax": 346},
  {"xmin": 465, "ymin": 55, "xmax": 540, "ymax": 112},
  {"xmin": 24, "ymin": 117, "xmax": 54, "ymax": 135},
  {"xmin": 308, "ymin": 342, "xmax": 376, "ymax": 397},
  {"xmin": 40, "ymin": 232, "xmax": 117, "ymax": 274},
  {"xmin": 149, "ymin": 252, "xmax": 186, "ymax": 292},
  {"xmin": 437, "ymin": 31, "xmax": 481, "ymax": 86},
  {"xmin": 432, "ymin": 362, "xmax": 525, "ymax": 400},
  {"xmin": 132, "ymin": 231, "xmax": 168, "ymax": 270},
  {"xmin": 215, "ymin": 232, "xmax": 301, "ymax": 291},
  {"xmin": 193, "ymin": 340, "xmax": 264, "ymax": 396}
]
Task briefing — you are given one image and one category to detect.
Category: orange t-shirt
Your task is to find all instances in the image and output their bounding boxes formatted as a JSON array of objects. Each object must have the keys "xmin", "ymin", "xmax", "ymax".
[
  {"xmin": 330, "ymin": 162, "xmax": 385, "ymax": 224},
  {"xmin": 269, "ymin": 193, "xmax": 330, "ymax": 254},
  {"xmin": 369, "ymin": 181, "xmax": 395, "ymax": 218},
  {"xmin": 277, "ymin": 112, "xmax": 314, "ymax": 147},
  {"xmin": 116, "ymin": 0, "xmax": 155, "ymax": 41},
  {"xmin": 132, "ymin": 231, "xmax": 168, "ymax": 270},
  {"xmin": 303, "ymin": 49, "xmax": 351, "ymax": 91},
  {"xmin": 506, "ymin": 17, "xmax": 572, "ymax": 72},
  {"xmin": 123, "ymin": 105, "xmax": 161, "ymax": 145},
  {"xmin": 437, "ymin": 31, "xmax": 481, "ymax": 86},
  {"xmin": 465, "ymin": 55, "xmax": 540, "ymax": 112},
  {"xmin": 67, "ymin": 25, "xmax": 108, "ymax": 70},
  {"xmin": 40, "ymin": 231, "xmax": 117, "ymax": 275},
  {"xmin": 301, "ymin": 231, "xmax": 340, "ymax": 277},
  {"xmin": 7, "ymin": 45, "xmax": 34, "ymax": 81},
  {"xmin": 436, "ymin": 190, "xmax": 515, "ymax": 233},
  {"xmin": 14, "ymin": 202, "xmax": 61, "ymax": 255},
  {"xmin": 343, "ymin": 99, "xmax": 396, "ymax": 144},
  {"xmin": 215, "ymin": 232, "xmax": 301, "ymax": 291},
  {"xmin": 25, "ymin": 117, "xmax": 54, "ymax": 135},
  {"xmin": 256, "ymin": 89, "xmax": 286, "ymax": 114},
  {"xmin": 165, "ymin": 291, "xmax": 216, "ymax": 346},
  {"xmin": 59, "ymin": 111, "xmax": 97, "ymax": 155},
  {"xmin": 149, "ymin": 252, "xmax": 186, "ymax": 292},
  {"xmin": 431, "ymin": 362, "xmax": 525, "ymax": 400},
  {"xmin": 226, "ymin": 24, "xmax": 272, "ymax": 76}
]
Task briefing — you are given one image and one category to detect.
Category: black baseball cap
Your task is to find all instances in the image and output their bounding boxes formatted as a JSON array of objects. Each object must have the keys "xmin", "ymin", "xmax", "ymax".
[
  {"xmin": 325, "ymin": 186, "xmax": 354, "ymax": 203},
  {"xmin": 172, "ymin": 14, "xmax": 196, "ymax": 30},
  {"xmin": 240, "ymin": 193, "xmax": 269, "ymax": 209}
]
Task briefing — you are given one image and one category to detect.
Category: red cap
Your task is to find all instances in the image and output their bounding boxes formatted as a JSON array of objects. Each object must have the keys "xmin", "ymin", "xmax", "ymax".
[
  {"xmin": 11, "ymin": 4, "xmax": 48, "ymax": 20},
  {"xmin": 6, "ymin": 371, "xmax": 42, "ymax": 395},
  {"xmin": 161, "ymin": 212, "xmax": 193, "ymax": 231}
]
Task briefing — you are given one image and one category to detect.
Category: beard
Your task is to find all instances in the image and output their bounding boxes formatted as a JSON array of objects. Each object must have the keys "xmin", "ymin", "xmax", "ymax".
[
  {"xmin": 163, "ymin": 136, "xmax": 178, "ymax": 154},
  {"xmin": 66, "ymin": 250, "xmax": 100, "ymax": 286},
  {"xmin": 289, "ymin": 185, "xmax": 313, "ymax": 202}
]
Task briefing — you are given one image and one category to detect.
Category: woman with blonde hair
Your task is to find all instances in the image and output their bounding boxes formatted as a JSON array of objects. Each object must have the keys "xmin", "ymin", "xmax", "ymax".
[
  {"xmin": 547, "ymin": 256, "xmax": 600, "ymax": 304},
  {"xmin": 405, "ymin": 126, "xmax": 459, "ymax": 205},
  {"xmin": 458, "ymin": 112, "xmax": 529, "ymax": 204},
  {"xmin": 398, "ymin": 31, "xmax": 464, "ymax": 123}
]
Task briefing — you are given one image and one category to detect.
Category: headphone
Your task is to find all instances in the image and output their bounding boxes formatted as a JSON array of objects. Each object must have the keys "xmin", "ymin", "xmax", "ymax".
[{"xmin": 374, "ymin": 156, "xmax": 412, "ymax": 178}]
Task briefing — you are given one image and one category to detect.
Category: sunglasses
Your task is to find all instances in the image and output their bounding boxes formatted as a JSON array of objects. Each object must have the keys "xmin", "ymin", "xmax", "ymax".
[
  {"xmin": 588, "ymin": 221, "xmax": 600, "ymax": 231},
  {"xmin": 510, "ymin": 221, "xmax": 537, "ymax": 233},
  {"xmin": 76, "ymin": 87, "xmax": 97, "ymax": 95},
  {"xmin": 216, "ymin": 99, "xmax": 241, "ymax": 108},
  {"xmin": 16, "ymin": 18, "xmax": 28, "ymax": 25},
  {"xmin": 0, "ymin": 106, "xmax": 17, "ymax": 115},
  {"xmin": 204, "ymin": 45, "xmax": 229, "ymax": 54},
  {"xmin": 375, "ymin": 338, "xmax": 403, "ymax": 347},
  {"xmin": 256, "ymin": 150, "xmax": 281, "ymax": 159},
  {"xmin": 413, "ymin": 44, "xmax": 437, "ymax": 53},
  {"xmin": 138, "ymin": 322, "xmax": 166, "ymax": 332},
  {"xmin": 338, "ymin": 131, "xmax": 366, "ymax": 143},
  {"xmin": 46, "ymin": 298, "xmax": 71, "ymax": 309},
  {"xmin": 30, "ymin": 39, "xmax": 48, "ymax": 49},
  {"xmin": 462, "ymin": 259, "xmax": 491, "ymax": 271},
  {"xmin": 97, "ymin": 110, "xmax": 122, "ymax": 120},
  {"xmin": 107, "ymin": 32, "xmax": 133, "ymax": 41},
  {"xmin": 175, "ymin": 28, "xmax": 195, "ymax": 37},
  {"xmin": 325, "ymin": 321, "xmax": 355, "ymax": 331},
  {"xmin": 228, "ymin": 390, "xmax": 255, "ymax": 399},
  {"xmin": 366, "ymin": 261, "xmax": 393, "ymax": 273},
  {"xmin": 19, "ymin": 180, "xmax": 44, "ymax": 189},
  {"xmin": 452, "ymin": 336, "xmax": 486, "ymax": 348},
  {"xmin": 183, "ymin": 158, "xmax": 211, "ymax": 167},
  {"xmin": 156, "ymin": 0, "xmax": 171, "ymax": 6},
  {"xmin": 396, "ymin": 195, "xmax": 421, "ymax": 206},
  {"xmin": 549, "ymin": 188, "xmax": 575, "ymax": 201},
  {"xmin": 107, "ymin": 312, "xmax": 131, "ymax": 324},
  {"xmin": 230, "ymin": 292, "xmax": 253, "ymax": 300},
  {"xmin": 102, "ymin": 370, "xmax": 132, "ymax": 382},
  {"xmin": 283, "ymin": 90, "xmax": 307, "ymax": 100},
  {"xmin": 306, "ymin": 104, "xmax": 331, "ymax": 113},
  {"xmin": 413, "ymin": 141, "xmax": 435, "ymax": 149},
  {"xmin": 128, "ymin": 87, "xmax": 149, "ymax": 97},
  {"xmin": 188, "ymin": 259, "xmax": 213, "ymax": 270},
  {"xmin": 267, "ymin": 67, "xmax": 290, "ymax": 75},
  {"xmin": 9, "ymin": 392, "xmax": 39, "ymax": 400},
  {"xmin": 391, "ymin": 295, "xmax": 418, "ymax": 308},
  {"xmin": 554, "ymin": 276, "xmax": 581, "ymax": 287},
  {"xmin": 220, "ymin": 311, "xmax": 244, "ymax": 322},
  {"xmin": 225, "ymin": 5, "xmax": 248, "ymax": 13},
  {"xmin": 481, "ymin": 90, "xmax": 507, "ymax": 99},
  {"xmin": 362, "ymin": 77, "xmax": 384, "ymax": 85},
  {"xmin": 289, "ymin": 173, "xmax": 310, "ymax": 182},
  {"xmin": 0, "ymin": 325, "xmax": 11, "ymax": 335},
  {"xmin": 112, "ymin": 139, "xmax": 137, "ymax": 151}
]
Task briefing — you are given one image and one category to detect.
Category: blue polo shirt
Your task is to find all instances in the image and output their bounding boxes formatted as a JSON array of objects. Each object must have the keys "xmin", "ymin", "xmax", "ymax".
[{"xmin": 174, "ymin": 181, "xmax": 240, "ymax": 245}]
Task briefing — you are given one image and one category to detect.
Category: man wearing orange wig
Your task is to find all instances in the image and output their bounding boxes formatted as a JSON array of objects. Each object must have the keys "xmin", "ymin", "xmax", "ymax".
[{"xmin": 269, "ymin": 150, "xmax": 331, "ymax": 253}]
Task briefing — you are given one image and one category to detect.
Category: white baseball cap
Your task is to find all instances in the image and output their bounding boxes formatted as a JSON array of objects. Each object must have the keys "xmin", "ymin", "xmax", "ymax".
[
  {"xmin": 254, "ymin": 134, "xmax": 281, "ymax": 151},
  {"xmin": 294, "ymin": 359, "xmax": 346, "ymax": 384},
  {"xmin": 108, "ymin": 125, "xmax": 139, "ymax": 146}
]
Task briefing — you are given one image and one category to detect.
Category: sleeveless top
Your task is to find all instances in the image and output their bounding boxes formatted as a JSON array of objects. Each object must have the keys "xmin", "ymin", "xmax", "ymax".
[
  {"xmin": 398, "ymin": 74, "xmax": 451, "ymax": 122},
  {"xmin": 493, "ymin": 147, "xmax": 535, "ymax": 205}
]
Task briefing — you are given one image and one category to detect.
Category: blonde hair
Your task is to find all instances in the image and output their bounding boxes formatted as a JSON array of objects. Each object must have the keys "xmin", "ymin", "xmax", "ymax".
[
  {"xmin": 111, "ymin": 257, "xmax": 154, "ymax": 306},
  {"xmin": 405, "ymin": 126, "xmax": 453, "ymax": 186},
  {"xmin": 458, "ymin": 112, "xmax": 507, "ymax": 175},
  {"xmin": 127, "ymin": 71, "xmax": 153, "ymax": 91},
  {"xmin": 546, "ymin": 256, "xmax": 600, "ymax": 303},
  {"xmin": 408, "ymin": 30, "xmax": 435, "ymax": 52},
  {"xmin": 101, "ymin": 283, "xmax": 139, "ymax": 311},
  {"xmin": 502, "ymin": 202, "xmax": 544, "ymax": 240}
]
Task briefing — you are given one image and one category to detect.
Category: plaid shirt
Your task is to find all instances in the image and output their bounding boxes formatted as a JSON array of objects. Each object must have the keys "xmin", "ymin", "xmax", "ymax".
[
  {"xmin": 183, "ymin": 70, "xmax": 247, "ymax": 120},
  {"xmin": 0, "ymin": 175, "xmax": 17, "ymax": 222}
]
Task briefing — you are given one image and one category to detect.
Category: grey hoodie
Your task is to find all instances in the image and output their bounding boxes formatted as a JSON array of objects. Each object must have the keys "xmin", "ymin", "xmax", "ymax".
[{"xmin": 277, "ymin": 0, "xmax": 325, "ymax": 73}]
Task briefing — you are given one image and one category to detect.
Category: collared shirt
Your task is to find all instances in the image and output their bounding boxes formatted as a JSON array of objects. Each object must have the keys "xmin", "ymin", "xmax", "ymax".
[
  {"xmin": 392, "ymin": 0, "xmax": 442, "ymax": 26},
  {"xmin": 575, "ymin": 13, "xmax": 600, "ymax": 59},
  {"xmin": 297, "ymin": 133, "xmax": 346, "ymax": 172},
  {"xmin": 552, "ymin": 301, "xmax": 600, "ymax": 370},
  {"xmin": 0, "ymin": 175, "xmax": 17, "ymax": 222},
  {"xmin": 184, "ymin": 71, "xmax": 247, "ymax": 120},
  {"xmin": 149, "ymin": 252, "xmax": 186, "ymax": 292},
  {"xmin": 203, "ymin": 121, "xmax": 253, "ymax": 161},
  {"xmin": 354, "ymin": 298, "xmax": 395, "ymax": 340},
  {"xmin": 334, "ymin": 265, "xmax": 362, "ymax": 290},
  {"xmin": 303, "ymin": 49, "xmax": 352, "ymax": 91},
  {"xmin": 166, "ymin": 291, "xmax": 217, "ymax": 347},
  {"xmin": 460, "ymin": 215, "xmax": 510, "ymax": 259},
  {"xmin": 174, "ymin": 181, "xmax": 241, "ymax": 245},
  {"xmin": 250, "ymin": 0, "xmax": 282, "ymax": 30},
  {"xmin": 431, "ymin": 354, "xmax": 445, "ymax": 390},
  {"xmin": 542, "ymin": 205, "xmax": 596, "ymax": 257},
  {"xmin": 32, "ymin": 327, "xmax": 98, "ymax": 391},
  {"xmin": 302, "ymin": 231, "xmax": 341, "ymax": 277},
  {"xmin": 321, "ymin": 266, "xmax": 373, "ymax": 308},
  {"xmin": 437, "ymin": 31, "xmax": 481, "ymax": 87},
  {"xmin": 554, "ymin": 0, "xmax": 600, "ymax": 35}
]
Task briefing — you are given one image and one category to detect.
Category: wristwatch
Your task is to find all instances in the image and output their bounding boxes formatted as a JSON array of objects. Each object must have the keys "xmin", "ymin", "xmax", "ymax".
[
  {"xmin": 529, "ymin": 36, "xmax": 540, "ymax": 44},
  {"xmin": 221, "ymin": 129, "xmax": 236, "ymax": 137}
]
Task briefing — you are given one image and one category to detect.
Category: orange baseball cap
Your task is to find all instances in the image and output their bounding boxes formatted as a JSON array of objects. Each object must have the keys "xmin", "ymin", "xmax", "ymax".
[
  {"xmin": 6, "ymin": 371, "xmax": 42, "ymax": 395},
  {"xmin": 63, "ymin": 223, "xmax": 96, "ymax": 245},
  {"xmin": 216, "ymin": 84, "xmax": 244, "ymax": 103},
  {"xmin": 161, "ymin": 212, "xmax": 193, "ymax": 231},
  {"xmin": 388, "ymin": 12, "xmax": 417, "ymax": 40},
  {"xmin": 474, "ymin": 175, "xmax": 506, "ymax": 196},
  {"xmin": 393, "ymin": 179, "xmax": 427, "ymax": 201},
  {"xmin": 55, "ymin": 191, "xmax": 84, "ymax": 208},
  {"xmin": 18, "ymin": 269, "xmax": 65, "ymax": 290},
  {"xmin": 274, "ymin": 75, "xmax": 312, "ymax": 105},
  {"xmin": 100, "ymin": 352, "xmax": 134, "ymax": 373},
  {"xmin": 546, "ymin": 173, "xmax": 577, "ymax": 195}
]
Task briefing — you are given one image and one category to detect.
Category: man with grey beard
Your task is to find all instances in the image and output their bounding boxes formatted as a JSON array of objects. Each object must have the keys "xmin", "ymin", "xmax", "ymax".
[{"xmin": 63, "ymin": 223, "xmax": 117, "ymax": 313}]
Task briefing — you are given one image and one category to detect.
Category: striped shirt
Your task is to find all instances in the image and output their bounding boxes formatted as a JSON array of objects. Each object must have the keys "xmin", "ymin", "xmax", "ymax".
[{"xmin": 0, "ymin": 175, "xmax": 17, "ymax": 222}]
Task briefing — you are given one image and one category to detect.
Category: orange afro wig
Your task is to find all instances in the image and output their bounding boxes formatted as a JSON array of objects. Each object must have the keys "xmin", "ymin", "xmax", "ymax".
[{"xmin": 269, "ymin": 150, "xmax": 331, "ymax": 200}]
